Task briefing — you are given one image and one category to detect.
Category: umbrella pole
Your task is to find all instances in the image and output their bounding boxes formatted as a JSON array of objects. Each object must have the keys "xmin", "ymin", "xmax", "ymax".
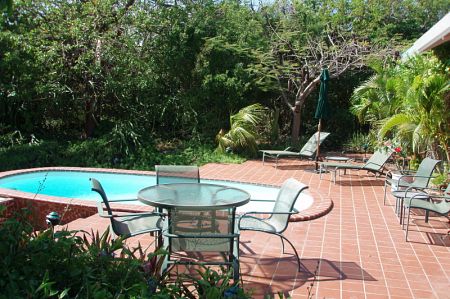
[{"xmin": 315, "ymin": 119, "xmax": 322, "ymax": 171}]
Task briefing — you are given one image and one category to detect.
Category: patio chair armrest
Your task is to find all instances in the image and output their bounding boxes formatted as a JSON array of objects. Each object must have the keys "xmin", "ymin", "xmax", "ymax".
[
  {"xmin": 248, "ymin": 199, "xmax": 276, "ymax": 203},
  {"xmin": 240, "ymin": 210, "xmax": 298, "ymax": 218},
  {"xmin": 96, "ymin": 208, "xmax": 166, "ymax": 219},
  {"xmin": 284, "ymin": 146, "xmax": 297, "ymax": 151},
  {"xmin": 397, "ymin": 174, "xmax": 437, "ymax": 186},
  {"xmin": 408, "ymin": 196, "xmax": 426, "ymax": 207},
  {"xmin": 401, "ymin": 186, "xmax": 445, "ymax": 198},
  {"xmin": 386, "ymin": 169, "xmax": 410, "ymax": 177},
  {"xmin": 106, "ymin": 198, "xmax": 139, "ymax": 203},
  {"xmin": 164, "ymin": 232, "xmax": 239, "ymax": 239},
  {"xmin": 402, "ymin": 186, "xmax": 429, "ymax": 198}
]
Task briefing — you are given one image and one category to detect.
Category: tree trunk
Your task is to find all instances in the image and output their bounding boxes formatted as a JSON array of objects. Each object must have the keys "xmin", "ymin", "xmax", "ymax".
[
  {"xmin": 83, "ymin": 99, "xmax": 97, "ymax": 138},
  {"xmin": 291, "ymin": 105, "xmax": 302, "ymax": 145},
  {"xmin": 82, "ymin": 38, "xmax": 102, "ymax": 139},
  {"xmin": 289, "ymin": 76, "xmax": 321, "ymax": 144}
]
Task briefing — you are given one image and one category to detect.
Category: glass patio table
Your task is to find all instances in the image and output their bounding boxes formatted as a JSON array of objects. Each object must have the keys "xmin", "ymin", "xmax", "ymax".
[
  {"xmin": 137, "ymin": 183, "xmax": 250, "ymax": 210},
  {"xmin": 137, "ymin": 183, "xmax": 250, "ymax": 278}
]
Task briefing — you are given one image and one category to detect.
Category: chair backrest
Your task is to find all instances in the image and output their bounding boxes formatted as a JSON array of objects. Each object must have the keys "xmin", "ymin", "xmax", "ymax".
[
  {"xmin": 364, "ymin": 148, "xmax": 394, "ymax": 172},
  {"xmin": 299, "ymin": 132, "xmax": 330, "ymax": 157},
  {"xmin": 156, "ymin": 165, "xmax": 200, "ymax": 185},
  {"xmin": 90, "ymin": 178, "xmax": 113, "ymax": 216},
  {"xmin": 411, "ymin": 157, "xmax": 441, "ymax": 188},
  {"xmin": 91, "ymin": 178, "xmax": 125, "ymax": 236},
  {"xmin": 269, "ymin": 178, "xmax": 308, "ymax": 233},
  {"xmin": 169, "ymin": 208, "xmax": 235, "ymax": 253}
]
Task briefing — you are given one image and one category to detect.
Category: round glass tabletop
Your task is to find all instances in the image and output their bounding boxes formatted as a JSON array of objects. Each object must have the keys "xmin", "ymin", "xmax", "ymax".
[{"xmin": 138, "ymin": 183, "xmax": 251, "ymax": 209}]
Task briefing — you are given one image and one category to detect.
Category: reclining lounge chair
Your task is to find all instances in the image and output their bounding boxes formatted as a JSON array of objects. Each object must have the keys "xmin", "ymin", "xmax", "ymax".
[
  {"xmin": 319, "ymin": 148, "xmax": 394, "ymax": 183},
  {"xmin": 260, "ymin": 132, "xmax": 330, "ymax": 168}
]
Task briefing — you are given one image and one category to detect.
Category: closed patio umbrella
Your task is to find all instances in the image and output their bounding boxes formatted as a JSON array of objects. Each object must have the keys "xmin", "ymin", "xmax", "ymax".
[{"xmin": 314, "ymin": 68, "xmax": 331, "ymax": 171}]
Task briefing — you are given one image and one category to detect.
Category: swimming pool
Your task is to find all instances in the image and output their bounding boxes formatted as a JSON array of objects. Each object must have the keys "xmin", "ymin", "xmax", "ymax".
[{"xmin": 0, "ymin": 169, "xmax": 314, "ymax": 213}]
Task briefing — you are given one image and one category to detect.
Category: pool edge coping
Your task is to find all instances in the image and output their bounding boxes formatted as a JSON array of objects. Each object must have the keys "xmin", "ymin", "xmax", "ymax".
[{"xmin": 0, "ymin": 166, "xmax": 333, "ymax": 222}]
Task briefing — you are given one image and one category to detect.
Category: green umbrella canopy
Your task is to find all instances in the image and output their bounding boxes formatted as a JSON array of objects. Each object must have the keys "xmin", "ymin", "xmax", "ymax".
[{"xmin": 315, "ymin": 68, "xmax": 330, "ymax": 119}]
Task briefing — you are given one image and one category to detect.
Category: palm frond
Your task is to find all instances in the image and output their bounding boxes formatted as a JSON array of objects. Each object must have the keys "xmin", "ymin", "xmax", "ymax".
[{"xmin": 377, "ymin": 113, "xmax": 414, "ymax": 140}]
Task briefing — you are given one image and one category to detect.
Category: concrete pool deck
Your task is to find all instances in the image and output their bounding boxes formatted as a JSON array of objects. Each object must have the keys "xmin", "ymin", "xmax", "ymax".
[{"xmin": 2, "ymin": 159, "xmax": 449, "ymax": 298}]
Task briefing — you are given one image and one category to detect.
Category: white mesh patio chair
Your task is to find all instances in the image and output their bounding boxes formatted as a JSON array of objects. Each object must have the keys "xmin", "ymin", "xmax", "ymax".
[
  {"xmin": 237, "ymin": 178, "xmax": 308, "ymax": 271},
  {"xmin": 384, "ymin": 157, "xmax": 441, "ymax": 205},
  {"xmin": 90, "ymin": 178, "xmax": 163, "ymax": 239},
  {"xmin": 156, "ymin": 165, "xmax": 200, "ymax": 184},
  {"xmin": 385, "ymin": 158, "xmax": 441, "ymax": 224},
  {"xmin": 320, "ymin": 148, "xmax": 394, "ymax": 183},
  {"xmin": 260, "ymin": 132, "xmax": 330, "ymax": 168},
  {"xmin": 403, "ymin": 184, "xmax": 450, "ymax": 241},
  {"xmin": 165, "ymin": 207, "xmax": 240, "ymax": 280}
]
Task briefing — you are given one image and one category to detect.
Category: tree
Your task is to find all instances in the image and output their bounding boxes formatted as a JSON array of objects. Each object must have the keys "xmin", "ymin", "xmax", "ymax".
[
  {"xmin": 252, "ymin": 0, "xmax": 447, "ymax": 144},
  {"xmin": 350, "ymin": 60, "xmax": 399, "ymax": 125},
  {"xmin": 378, "ymin": 55, "xmax": 449, "ymax": 161},
  {"xmin": 254, "ymin": 6, "xmax": 374, "ymax": 143},
  {"xmin": 351, "ymin": 54, "xmax": 449, "ymax": 162}
]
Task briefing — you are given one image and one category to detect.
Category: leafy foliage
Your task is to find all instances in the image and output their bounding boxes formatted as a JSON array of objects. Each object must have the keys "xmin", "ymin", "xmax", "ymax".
[
  {"xmin": 0, "ymin": 209, "xmax": 252, "ymax": 298},
  {"xmin": 216, "ymin": 104, "xmax": 268, "ymax": 156},
  {"xmin": 0, "ymin": 138, "xmax": 245, "ymax": 172},
  {"xmin": 0, "ymin": 213, "xmax": 150, "ymax": 298},
  {"xmin": 1, "ymin": 0, "xmax": 447, "ymax": 154},
  {"xmin": 351, "ymin": 54, "xmax": 449, "ymax": 162}
]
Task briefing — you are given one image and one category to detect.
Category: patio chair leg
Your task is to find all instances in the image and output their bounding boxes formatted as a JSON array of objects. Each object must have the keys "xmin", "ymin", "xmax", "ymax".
[
  {"xmin": 332, "ymin": 168, "xmax": 337, "ymax": 184},
  {"xmin": 383, "ymin": 182, "xmax": 388, "ymax": 205},
  {"xmin": 402, "ymin": 205, "xmax": 407, "ymax": 229},
  {"xmin": 395, "ymin": 196, "xmax": 399, "ymax": 215},
  {"xmin": 280, "ymin": 236, "xmax": 285, "ymax": 254},
  {"xmin": 263, "ymin": 153, "xmax": 265, "ymax": 165},
  {"xmin": 278, "ymin": 234, "xmax": 301, "ymax": 272},
  {"xmin": 399, "ymin": 198, "xmax": 404, "ymax": 225},
  {"xmin": 406, "ymin": 207, "xmax": 411, "ymax": 241}
]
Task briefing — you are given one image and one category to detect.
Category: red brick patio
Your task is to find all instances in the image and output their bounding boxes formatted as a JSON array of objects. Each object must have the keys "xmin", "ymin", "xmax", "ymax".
[{"xmin": 62, "ymin": 159, "xmax": 450, "ymax": 298}]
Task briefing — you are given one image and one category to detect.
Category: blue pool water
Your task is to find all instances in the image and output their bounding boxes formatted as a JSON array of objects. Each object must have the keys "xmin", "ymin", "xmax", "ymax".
[
  {"xmin": 0, "ymin": 170, "xmax": 314, "ymax": 212},
  {"xmin": 0, "ymin": 170, "xmax": 278, "ymax": 202}
]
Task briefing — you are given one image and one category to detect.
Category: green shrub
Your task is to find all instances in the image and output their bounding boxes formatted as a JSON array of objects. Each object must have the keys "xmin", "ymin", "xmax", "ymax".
[
  {"xmin": 343, "ymin": 132, "xmax": 373, "ymax": 153},
  {"xmin": 0, "ymin": 209, "xmax": 252, "ymax": 298},
  {"xmin": 0, "ymin": 137, "xmax": 245, "ymax": 172},
  {"xmin": 0, "ymin": 210, "xmax": 151, "ymax": 298}
]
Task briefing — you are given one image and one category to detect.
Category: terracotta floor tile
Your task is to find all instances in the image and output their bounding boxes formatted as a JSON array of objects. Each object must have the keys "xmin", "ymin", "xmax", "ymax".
[
  {"xmin": 340, "ymin": 290, "xmax": 366, "ymax": 298},
  {"xmin": 388, "ymin": 287, "xmax": 414, "ymax": 298}
]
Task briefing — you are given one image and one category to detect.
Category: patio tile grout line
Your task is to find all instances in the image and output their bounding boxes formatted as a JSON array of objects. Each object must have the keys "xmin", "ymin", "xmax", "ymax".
[
  {"xmin": 386, "ymin": 191, "xmax": 437, "ymax": 298},
  {"xmin": 364, "ymin": 181, "xmax": 391, "ymax": 297},
  {"xmin": 350, "ymin": 174, "xmax": 367, "ymax": 298},
  {"xmin": 380, "ymin": 190, "xmax": 415, "ymax": 298},
  {"xmin": 357, "ymin": 177, "xmax": 370, "ymax": 299},
  {"xmin": 314, "ymin": 194, "xmax": 331, "ymax": 298},
  {"xmin": 405, "ymin": 203, "xmax": 446, "ymax": 297},
  {"xmin": 291, "ymin": 214, "xmax": 313, "ymax": 297}
]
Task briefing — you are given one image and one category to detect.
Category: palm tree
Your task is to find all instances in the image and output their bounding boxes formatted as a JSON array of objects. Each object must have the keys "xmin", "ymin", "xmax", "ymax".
[
  {"xmin": 216, "ymin": 103, "xmax": 268, "ymax": 156},
  {"xmin": 377, "ymin": 55, "xmax": 449, "ymax": 161},
  {"xmin": 350, "ymin": 61, "xmax": 399, "ymax": 125}
]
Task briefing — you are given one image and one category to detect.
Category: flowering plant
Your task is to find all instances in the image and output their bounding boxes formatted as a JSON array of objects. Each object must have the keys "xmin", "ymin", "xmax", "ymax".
[
  {"xmin": 394, "ymin": 146, "xmax": 407, "ymax": 158},
  {"xmin": 382, "ymin": 140, "xmax": 408, "ymax": 170}
]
